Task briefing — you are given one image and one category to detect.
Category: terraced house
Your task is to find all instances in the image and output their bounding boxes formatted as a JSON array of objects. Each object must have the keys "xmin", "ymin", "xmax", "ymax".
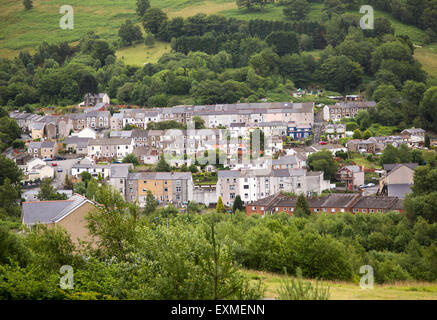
[
  {"xmin": 71, "ymin": 111, "xmax": 110, "ymax": 130},
  {"xmin": 217, "ymin": 168, "xmax": 334, "ymax": 206},
  {"xmin": 246, "ymin": 193, "xmax": 404, "ymax": 215},
  {"xmin": 87, "ymin": 138, "xmax": 134, "ymax": 160},
  {"xmin": 27, "ymin": 141, "xmax": 58, "ymax": 159},
  {"xmin": 126, "ymin": 172, "xmax": 194, "ymax": 207}
]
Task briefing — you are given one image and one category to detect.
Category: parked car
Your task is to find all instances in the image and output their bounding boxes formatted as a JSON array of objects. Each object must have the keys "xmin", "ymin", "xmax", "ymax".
[
  {"xmin": 57, "ymin": 167, "xmax": 63, "ymax": 172},
  {"xmin": 366, "ymin": 183, "xmax": 376, "ymax": 187},
  {"xmin": 55, "ymin": 156, "xmax": 66, "ymax": 160},
  {"xmin": 52, "ymin": 162, "xmax": 58, "ymax": 167},
  {"xmin": 359, "ymin": 184, "xmax": 367, "ymax": 189},
  {"xmin": 42, "ymin": 157, "xmax": 52, "ymax": 161},
  {"xmin": 319, "ymin": 141, "xmax": 327, "ymax": 145}
]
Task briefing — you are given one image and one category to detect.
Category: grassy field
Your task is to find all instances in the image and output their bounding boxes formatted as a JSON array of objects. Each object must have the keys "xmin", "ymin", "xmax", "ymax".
[
  {"xmin": 0, "ymin": 0, "xmax": 434, "ymax": 67},
  {"xmin": 245, "ymin": 270, "xmax": 437, "ymax": 300},
  {"xmin": 116, "ymin": 41, "xmax": 171, "ymax": 66},
  {"xmin": 414, "ymin": 44, "xmax": 437, "ymax": 78}
]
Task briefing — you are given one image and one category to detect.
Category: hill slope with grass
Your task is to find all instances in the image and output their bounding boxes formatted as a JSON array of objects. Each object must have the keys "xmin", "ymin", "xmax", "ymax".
[{"xmin": 1, "ymin": 0, "xmax": 436, "ymax": 70}]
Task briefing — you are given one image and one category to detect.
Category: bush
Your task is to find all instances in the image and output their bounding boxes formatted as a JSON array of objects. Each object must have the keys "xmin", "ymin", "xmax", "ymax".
[{"xmin": 277, "ymin": 267, "xmax": 330, "ymax": 300}]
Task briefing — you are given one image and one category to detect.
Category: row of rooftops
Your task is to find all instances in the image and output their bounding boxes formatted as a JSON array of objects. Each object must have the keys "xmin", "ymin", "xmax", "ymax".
[
  {"xmin": 218, "ymin": 168, "xmax": 321, "ymax": 178},
  {"xmin": 250, "ymin": 193, "xmax": 403, "ymax": 212}
]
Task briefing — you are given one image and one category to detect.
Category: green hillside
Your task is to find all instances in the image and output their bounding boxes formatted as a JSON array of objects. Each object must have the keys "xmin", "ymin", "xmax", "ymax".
[{"xmin": 0, "ymin": 0, "xmax": 436, "ymax": 74}]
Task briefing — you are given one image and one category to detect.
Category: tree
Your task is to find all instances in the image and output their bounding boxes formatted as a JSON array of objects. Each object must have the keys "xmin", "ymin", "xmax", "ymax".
[
  {"xmin": 425, "ymin": 134, "xmax": 431, "ymax": 148},
  {"xmin": 265, "ymin": 31, "xmax": 299, "ymax": 56},
  {"xmin": 143, "ymin": 190, "xmax": 158, "ymax": 216},
  {"xmin": 232, "ymin": 195, "xmax": 244, "ymax": 213},
  {"xmin": 136, "ymin": 0, "xmax": 150, "ymax": 17},
  {"xmin": 187, "ymin": 201, "xmax": 202, "ymax": 214},
  {"xmin": 143, "ymin": 8, "xmax": 168, "ymax": 34},
  {"xmin": 144, "ymin": 33, "xmax": 155, "ymax": 47},
  {"xmin": 283, "ymin": 0, "xmax": 311, "ymax": 21},
  {"xmin": 37, "ymin": 178, "xmax": 67, "ymax": 201},
  {"xmin": 86, "ymin": 178, "xmax": 98, "ymax": 200},
  {"xmin": 119, "ymin": 20, "xmax": 143, "ymax": 47},
  {"xmin": 78, "ymin": 74, "xmax": 98, "ymax": 97},
  {"xmin": 363, "ymin": 129, "xmax": 373, "ymax": 139},
  {"xmin": 419, "ymin": 86, "xmax": 437, "ymax": 131},
  {"xmin": 155, "ymin": 154, "xmax": 171, "ymax": 172},
  {"xmin": 320, "ymin": 55, "xmax": 363, "ymax": 93},
  {"xmin": 0, "ymin": 178, "xmax": 20, "ymax": 217},
  {"xmin": 123, "ymin": 154, "xmax": 140, "ymax": 166},
  {"xmin": 307, "ymin": 150, "xmax": 339, "ymax": 181},
  {"xmin": 294, "ymin": 193, "xmax": 311, "ymax": 217},
  {"xmin": 80, "ymin": 171, "xmax": 92, "ymax": 186},
  {"xmin": 192, "ymin": 116, "xmax": 206, "ymax": 129},
  {"xmin": 216, "ymin": 196, "xmax": 225, "ymax": 213},
  {"xmin": 381, "ymin": 144, "xmax": 400, "ymax": 164},
  {"xmin": 64, "ymin": 174, "xmax": 73, "ymax": 190},
  {"xmin": 23, "ymin": 0, "xmax": 33, "ymax": 10},
  {"xmin": 86, "ymin": 186, "xmax": 141, "ymax": 260},
  {"xmin": 353, "ymin": 129, "xmax": 362, "ymax": 139},
  {"xmin": 91, "ymin": 40, "xmax": 114, "ymax": 66},
  {"xmin": 73, "ymin": 181, "xmax": 86, "ymax": 195},
  {"xmin": 0, "ymin": 155, "xmax": 22, "ymax": 185},
  {"xmin": 189, "ymin": 164, "xmax": 198, "ymax": 173}
]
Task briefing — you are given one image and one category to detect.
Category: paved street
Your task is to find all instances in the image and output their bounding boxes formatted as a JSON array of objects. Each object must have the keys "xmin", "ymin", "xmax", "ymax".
[
  {"xmin": 49, "ymin": 158, "xmax": 80, "ymax": 189},
  {"xmin": 312, "ymin": 109, "xmax": 323, "ymax": 144},
  {"xmin": 362, "ymin": 186, "xmax": 379, "ymax": 196}
]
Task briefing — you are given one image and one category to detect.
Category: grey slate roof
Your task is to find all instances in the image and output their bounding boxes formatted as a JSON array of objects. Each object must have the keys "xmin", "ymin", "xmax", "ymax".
[
  {"xmin": 22, "ymin": 195, "xmax": 89, "ymax": 225},
  {"xmin": 351, "ymin": 196, "xmax": 403, "ymax": 210},
  {"xmin": 383, "ymin": 163, "xmax": 418, "ymax": 172},
  {"xmin": 272, "ymin": 155, "xmax": 299, "ymax": 166},
  {"xmin": 128, "ymin": 172, "xmax": 192, "ymax": 180}
]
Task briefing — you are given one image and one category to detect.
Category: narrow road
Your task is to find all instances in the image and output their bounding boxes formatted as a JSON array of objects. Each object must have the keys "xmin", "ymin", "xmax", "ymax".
[{"xmin": 312, "ymin": 109, "xmax": 323, "ymax": 144}]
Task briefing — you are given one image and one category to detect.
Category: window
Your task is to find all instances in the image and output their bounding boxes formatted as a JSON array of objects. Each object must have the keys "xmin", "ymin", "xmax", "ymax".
[
  {"xmin": 244, "ymin": 185, "xmax": 249, "ymax": 189},
  {"xmin": 370, "ymin": 209, "xmax": 374, "ymax": 213},
  {"xmin": 362, "ymin": 209, "xmax": 367, "ymax": 213},
  {"xmin": 164, "ymin": 187, "xmax": 168, "ymax": 192},
  {"xmin": 252, "ymin": 206, "xmax": 256, "ymax": 210},
  {"xmin": 331, "ymin": 208, "xmax": 336, "ymax": 213},
  {"xmin": 176, "ymin": 187, "xmax": 181, "ymax": 192}
]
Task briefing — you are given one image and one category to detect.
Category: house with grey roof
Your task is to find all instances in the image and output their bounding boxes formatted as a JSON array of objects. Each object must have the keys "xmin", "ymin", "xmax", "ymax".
[
  {"xmin": 246, "ymin": 192, "xmax": 403, "ymax": 215},
  {"xmin": 217, "ymin": 168, "xmax": 334, "ymax": 206},
  {"xmin": 22, "ymin": 194, "xmax": 96, "ymax": 244},
  {"xmin": 378, "ymin": 163, "xmax": 418, "ymax": 198},
  {"xmin": 338, "ymin": 165, "xmax": 365, "ymax": 189},
  {"xmin": 83, "ymin": 93, "xmax": 110, "ymax": 107},
  {"xmin": 87, "ymin": 138, "xmax": 134, "ymax": 160},
  {"xmin": 126, "ymin": 171, "xmax": 194, "ymax": 206}
]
